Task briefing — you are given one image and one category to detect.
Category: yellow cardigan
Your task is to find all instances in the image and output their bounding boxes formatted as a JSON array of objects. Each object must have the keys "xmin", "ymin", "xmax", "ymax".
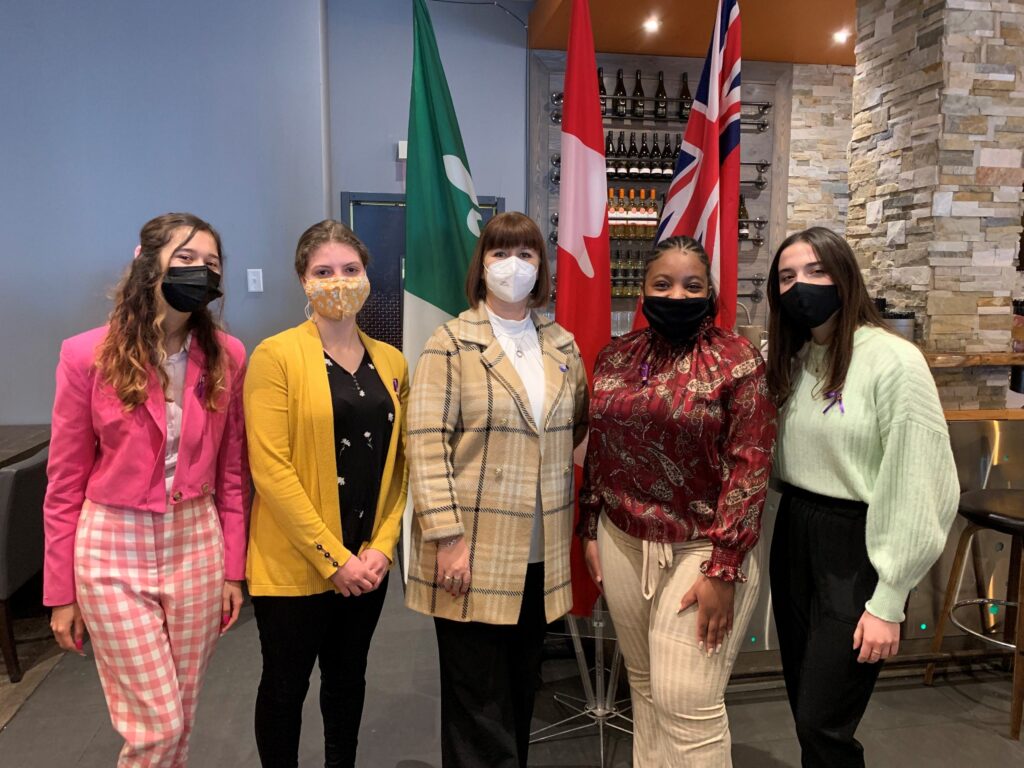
[{"xmin": 244, "ymin": 320, "xmax": 408, "ymax": 596}]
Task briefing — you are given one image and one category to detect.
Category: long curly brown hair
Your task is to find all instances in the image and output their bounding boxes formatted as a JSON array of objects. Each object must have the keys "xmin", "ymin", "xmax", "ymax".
[{"xmin": 95, "ymin": 213, "xmax": 227, "ymax": 410}]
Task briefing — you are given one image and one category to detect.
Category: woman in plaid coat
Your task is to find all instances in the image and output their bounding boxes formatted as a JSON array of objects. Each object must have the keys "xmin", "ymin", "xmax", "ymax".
[{"xmin": 406, "ymin": 212, "xmax": 588, "ymax": 768}]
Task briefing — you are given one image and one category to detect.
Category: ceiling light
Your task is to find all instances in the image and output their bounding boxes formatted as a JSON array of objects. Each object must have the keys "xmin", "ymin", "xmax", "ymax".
[
  {"xmin": 833, "ymin": 29, "xmax": 851, "ymax": 44},
  {"xmin": 643, "ymin": 16, "xmax": 661, "ymax": 34}
]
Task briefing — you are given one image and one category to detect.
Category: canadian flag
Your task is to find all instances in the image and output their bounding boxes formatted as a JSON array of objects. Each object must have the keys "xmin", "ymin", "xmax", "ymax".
[{"xmin": 555, "ymin": 0, "xmax": 610, "ymax": 617}]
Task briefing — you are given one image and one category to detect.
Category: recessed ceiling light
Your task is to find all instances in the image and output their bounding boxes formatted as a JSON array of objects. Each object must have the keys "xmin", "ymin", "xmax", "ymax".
[
  {"xmin": 833, "ymin": 29, "xmax": 851, "ymax": 44},
  {"xmin": 643, "ymin": 16, "xmax": 661, "ymax": 33}
]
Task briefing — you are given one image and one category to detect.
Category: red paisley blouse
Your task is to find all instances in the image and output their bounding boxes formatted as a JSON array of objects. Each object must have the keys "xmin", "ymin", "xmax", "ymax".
[{"xmin": 578, "ymin": 325, "xmax": 777, "ymax": 582}]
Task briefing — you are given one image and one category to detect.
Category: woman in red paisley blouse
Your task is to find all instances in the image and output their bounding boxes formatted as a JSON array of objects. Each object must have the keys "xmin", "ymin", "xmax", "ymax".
[{"xmin": 580, "ymin": 235, "xmax": 777, "ymax": 767}]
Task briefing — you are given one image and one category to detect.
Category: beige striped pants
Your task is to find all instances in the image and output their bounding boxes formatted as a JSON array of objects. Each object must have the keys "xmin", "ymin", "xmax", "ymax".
[{"xmin": 598, "ymin": 513, "xmax": 761, "ymax": 767}]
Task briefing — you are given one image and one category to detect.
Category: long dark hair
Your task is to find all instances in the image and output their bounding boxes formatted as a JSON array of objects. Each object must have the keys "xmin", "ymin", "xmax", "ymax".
[
  {"xmin": 96, "ymin": 213, "xmax": 227, "ymax": 411},
  {"xmin": 766, "ymin": 227, "xmax": 885, "ymax": 405}
]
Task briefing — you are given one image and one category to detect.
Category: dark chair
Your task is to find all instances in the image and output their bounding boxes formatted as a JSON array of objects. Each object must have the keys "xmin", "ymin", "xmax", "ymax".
[
  {"xmin": 924, "ymin": 489, "xmax": 1024, "ymax": 739},
  {"xmin": 0, "ymin": 447, "xmax": 48, "ymax": 683}
]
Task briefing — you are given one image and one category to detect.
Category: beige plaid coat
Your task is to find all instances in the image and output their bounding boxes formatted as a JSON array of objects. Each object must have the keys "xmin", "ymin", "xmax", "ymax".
[{"xmin": 405, "ymin": 304, "xmax": 589, "ymax": 624}]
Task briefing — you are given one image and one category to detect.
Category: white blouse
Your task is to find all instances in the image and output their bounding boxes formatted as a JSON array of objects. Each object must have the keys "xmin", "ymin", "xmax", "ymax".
[
  {"xmin": 163, "ymin": 335, "xmax": 190, "ymax": 493},
  {"xmin": 486, "ymin": 306, "xmax": 546, "ymax": 563}
]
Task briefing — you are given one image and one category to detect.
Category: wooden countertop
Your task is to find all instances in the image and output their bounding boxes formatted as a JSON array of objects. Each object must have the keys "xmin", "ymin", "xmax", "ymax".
[
  {"xmin": 926, "ymin": 352, "xmax": 1024, "ymax": 368},
  {"xmin": 945, "ymin": 409, "xmax": 1024, "ymax": 421}
]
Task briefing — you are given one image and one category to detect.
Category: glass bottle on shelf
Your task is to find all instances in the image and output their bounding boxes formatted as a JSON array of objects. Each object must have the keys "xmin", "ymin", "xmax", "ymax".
[
  {"xmin": 615, "ymin": 131, "xmax": 628, "ymax": 178},
  {"xmin": 662, "ymin": 132, "xmax": 675, "ymax": 175},
  {"xmin": 631, "ymin": 69, "xmax": 645, "ymax": 119},
  {"xmin": 650, "ymin": 134, "xmax": 663, "ymax": 178},
  {"xmin": 616, "ymin": 188, "xmax": 627, "ymax": 240},
  {"xmin": 638, "ymin": 133, "xmax": 651, "ymax": 177},
  {"xmin": 649, "ymin": 188, "xmax": 660, "ymax": 232},
  {"xmin": 738, "ymin": 195, "xmax": 751, "ymax": 239},
  {"xmin": 627, "ymin": 133, "xmax": 640, "ymax": 178},
  {"xmin": 598, "ymin": 67, "xmax": 607, "ymax": 116},
  {"xmin": 673, "ymin": 134, "xmax": 683, "ymax": 162},
  {"xmin": 627, "ymin": 189, "xmax": 639, "ymax": 240},
  {"xmin": 613, "ymin": 68, "xmax": 628, "ymax": 117},
  {"xmin": 605, "ymin": 131, "xmax": 616, "ymax": 179},
  {"xmin": 678, "ymin": 73, "xmax": 693, "ymax": 120},
  {"xmin": 607, "ymin": 187, "xmax": 615, "ymax": 238},
  {"xmin": 654, "ymin": 71, "xmax": 668, "ymax": 120}
]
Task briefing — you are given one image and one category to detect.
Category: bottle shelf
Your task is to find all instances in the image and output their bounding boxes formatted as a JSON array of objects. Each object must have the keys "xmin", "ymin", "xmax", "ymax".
[
  {"xmin": 552, "ymin": 90, "xmax": 773, "ymax": 114},
  {"xmin": 549, "ymin": 109, "xmax": 770, "ymax": 133}
]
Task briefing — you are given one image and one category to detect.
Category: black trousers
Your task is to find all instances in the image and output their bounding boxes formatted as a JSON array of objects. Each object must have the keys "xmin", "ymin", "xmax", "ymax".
[
  {"xmin": 252, "ymin": 574, "xmax": 389, "ymax": 768},
  {"xmin": 770, "ymin": 485, "xmax": 884, "ymax": 768},
  {"xmin": 433, "ymin": 562, "xmax": 548, "ymax": 768}
]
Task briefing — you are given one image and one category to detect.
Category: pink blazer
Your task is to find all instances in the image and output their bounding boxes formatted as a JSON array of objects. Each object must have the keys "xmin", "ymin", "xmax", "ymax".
[{"xmin": 43, "ymin": 325, "xmax": 250, "ymax": 606}]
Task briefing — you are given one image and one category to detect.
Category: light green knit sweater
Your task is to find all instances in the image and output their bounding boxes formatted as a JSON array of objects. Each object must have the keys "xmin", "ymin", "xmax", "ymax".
[{"xmin": 774, "ymin": 325, "xmax": 959, "ymax": 622}]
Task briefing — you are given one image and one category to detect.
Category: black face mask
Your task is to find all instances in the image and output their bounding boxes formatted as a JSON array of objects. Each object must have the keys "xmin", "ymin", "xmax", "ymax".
[
  {"xmin": 641, "ymin": 295, "xmax": 711, "ymax": 343},
  {"xmin": 779, "ymin": 282, "xmax": 841, "ymax": 329},
  {"xmin": 161, "ymin": 266, "xmax": 223, "ymax": 313}
]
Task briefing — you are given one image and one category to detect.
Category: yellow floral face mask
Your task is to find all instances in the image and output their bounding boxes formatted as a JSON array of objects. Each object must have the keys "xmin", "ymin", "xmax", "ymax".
[{"xmin": 303, "ymin": 275, "xmax": 370, "ymax": 320}]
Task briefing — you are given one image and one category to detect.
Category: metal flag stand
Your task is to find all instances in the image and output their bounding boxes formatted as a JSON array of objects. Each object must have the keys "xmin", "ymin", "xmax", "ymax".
[{"xmin": 530, "ymin": 598, "xmax": 633, "ymax": 767}]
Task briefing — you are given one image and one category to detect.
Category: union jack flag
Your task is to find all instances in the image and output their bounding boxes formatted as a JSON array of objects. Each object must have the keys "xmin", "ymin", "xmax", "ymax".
[{"xmin": 656, "ymin": 0, "xmax": 742, "ymax": 330}]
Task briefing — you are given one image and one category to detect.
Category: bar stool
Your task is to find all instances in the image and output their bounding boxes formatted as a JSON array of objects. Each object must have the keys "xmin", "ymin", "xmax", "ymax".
[{"xmin": 923, "ymin": 489, "xmax": 1024, "ymax": 739}]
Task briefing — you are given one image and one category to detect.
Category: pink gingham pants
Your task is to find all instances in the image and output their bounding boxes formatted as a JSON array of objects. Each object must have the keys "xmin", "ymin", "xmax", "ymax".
[{"xmin": 75, "ymin": 496, "xmax": 224, "ymax": 768}]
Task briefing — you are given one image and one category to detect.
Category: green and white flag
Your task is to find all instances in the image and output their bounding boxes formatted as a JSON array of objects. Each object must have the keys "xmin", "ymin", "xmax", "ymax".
[
  {"xmin": 404, "ymin": 0, "xmax": 481, "ymax": 367},
  {"xmin": 402, "ymin": 0, "xmax": 481, "ymax": 571}
]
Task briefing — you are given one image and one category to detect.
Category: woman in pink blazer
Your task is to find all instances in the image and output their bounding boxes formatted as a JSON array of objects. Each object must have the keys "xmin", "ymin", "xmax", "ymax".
[{"xmin": 44, "ymin": 212, "xmax": 250, "ymax": 767}]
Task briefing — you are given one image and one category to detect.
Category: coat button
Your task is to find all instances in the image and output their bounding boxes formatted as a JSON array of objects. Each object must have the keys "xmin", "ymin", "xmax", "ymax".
[
  {"xmin": 332, "ymin": 561, "xmax": 339, "ymax": 567},
  {"xmin": 324, "ymin": 553, "xmax": 331, "ymax": 560},
  {"xmin": 496, "ymin": 467, "xmax": 503, "ymax": 476},
  {"xmin": 172, "ymin": 491, "xmax": 183, "ymax": 502},
  {"xmin": 501, "ymin": 418, "xmax": 509, "ymax": 427},
  {"xmin": 564, "ymin": 465, "xmax": 572, "ymax": 475},
  {"xmin": 316, "ymin": 544, "xmax": 324, "ymax": 551},
  {"xmin": 201, "ymin": 482, "xmax": 211, "ymax": 494}
]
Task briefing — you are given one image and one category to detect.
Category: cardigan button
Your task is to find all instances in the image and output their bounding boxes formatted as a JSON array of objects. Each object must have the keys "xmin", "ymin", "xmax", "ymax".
[
  {"xmin": 564, "ymin": 465, "xmax": 572, "ymax": 475},
  {"xmin": 495, "ymin": 467, "xmax": 503, "ymax": 476},
  {"xmin": 332, "ymin": 561, "xmax": 339, "ymax": 567},
  {"xmin": 201, "ymin": 482, "xmax": 211, "ymax": 494},
  {"xmin": 324, "ymin": 553, "xmax": 331, "ymax": 559},
  {"xmin": 171, "ymin": 491, "xmax": 183, "ymax": 503},
  {"xmin": 500, "ymin": 418, "xmax": 509, "ymax": 426},
  {"xmin": 316, "ymin": 544, "xmax": 323, "ymax": 551}
]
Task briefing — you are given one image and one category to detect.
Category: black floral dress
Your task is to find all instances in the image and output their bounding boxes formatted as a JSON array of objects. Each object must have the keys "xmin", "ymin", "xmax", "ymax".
[{"xmin": 324, "ymin": 350, "xmax": 395, "ymax": 552}]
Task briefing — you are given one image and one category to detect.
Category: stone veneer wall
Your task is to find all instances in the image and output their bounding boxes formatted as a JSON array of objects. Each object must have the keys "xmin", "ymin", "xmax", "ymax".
[
  {"xmin": 848, "ymin": 0, "xmax": 1024, "ymax": 409},
  {"xmin": 787, "ymin": 64, "xmax": 855, "ymax": 235}
]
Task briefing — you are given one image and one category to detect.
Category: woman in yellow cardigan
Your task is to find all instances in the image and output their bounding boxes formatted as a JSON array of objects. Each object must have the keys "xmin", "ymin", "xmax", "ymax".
[{"xmin": 244, "ymin": 220, "xmax": 408, "ymax": 768}]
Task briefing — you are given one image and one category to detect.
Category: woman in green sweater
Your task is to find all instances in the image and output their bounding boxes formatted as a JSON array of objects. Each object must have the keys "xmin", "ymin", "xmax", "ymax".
[{"xmin": 766, "ymin": 227, "xmax": 958, "ymax": 768}]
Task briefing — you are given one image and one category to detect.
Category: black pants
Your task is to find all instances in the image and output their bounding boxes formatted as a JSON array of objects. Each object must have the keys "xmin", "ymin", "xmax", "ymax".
[
  {"xmin": 434, "ymin": 562, "xmax": 548, "ymax": 768},
  {"xmin": 252, "ymin": 574, "xmax": 389, "ymax": 768},
  {"xmin": 770, "ymin": 485, "xmax": 884, "ymax": 768}
]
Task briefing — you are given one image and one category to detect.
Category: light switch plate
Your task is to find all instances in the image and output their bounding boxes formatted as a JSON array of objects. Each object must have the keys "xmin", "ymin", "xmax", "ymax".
[{"xmin": 247, "ymin": 269, "xmax": 263, "ymax": 293}]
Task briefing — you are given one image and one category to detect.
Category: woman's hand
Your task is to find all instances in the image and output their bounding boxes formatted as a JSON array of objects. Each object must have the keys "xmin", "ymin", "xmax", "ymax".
[
  {"xmin": 679, "ymin": 575, "xmax": 735, "ymax": 657},
  {"xmin": 853, "ymin": 611, "xmax": 900, "ymax": 663},
  {"xmin": 359, "ymin": 548, "xmax": 391, "ymax": 590},
  {"xmin": 583, "ymin": 538, "xmax": 603, "ymax": 592},
  {"xmin": 330, "ymin": 555, "xmax": 376, "ymax": 597},
  {"xmin": 221, "ymin": 580, "xmax": 244, "ymax": 634},
  {"xmin": 436, "ymin": 536, "xmax": 471, "ymax": 597},
  {"xmin": 50, "ymin": 602, "xmax": 86, "ymax": 655}
]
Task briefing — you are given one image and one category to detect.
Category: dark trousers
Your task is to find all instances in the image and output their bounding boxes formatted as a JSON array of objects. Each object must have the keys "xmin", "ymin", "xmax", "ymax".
[
  {"xmin": 770, "ymin": 485, "xmax": 884, "ymax": 768},
  {"xmin": 252, "ymin": 574, "xmax": 389, "ymax": 768},
  {"xmin": 433, "ymin": 562, "xmax": 548, "ymax": 768}
]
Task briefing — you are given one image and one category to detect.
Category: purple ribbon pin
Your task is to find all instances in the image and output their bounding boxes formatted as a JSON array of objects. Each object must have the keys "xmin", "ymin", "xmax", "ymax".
[
  {"xmin": 196, "ymin": 375, "xmax": 206, "ymax": 400},
  {"xmin": 823, "ymin": 390, "xmax": 844, "ymax": 414},
  {"xmin": 392, "ymin": 378, "xmax": 399, "ymax": 393},
  {"xmin": 640, "ymin": 362, "xmax": 650, "ymax": 387}
]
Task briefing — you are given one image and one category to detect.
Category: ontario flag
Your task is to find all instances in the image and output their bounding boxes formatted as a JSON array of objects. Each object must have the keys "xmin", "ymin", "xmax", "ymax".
[
  {"xmin": 638, "ymin": 0, "xmax": 742, "ymax": 330},
  {"xmin": 555, "ymin": 0, "xmax": 610, "ymax": 616}
]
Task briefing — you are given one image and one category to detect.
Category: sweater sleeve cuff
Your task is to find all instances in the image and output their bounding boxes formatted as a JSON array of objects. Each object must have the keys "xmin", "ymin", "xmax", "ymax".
[
  {"xmin": 865, "ymin": 580, "xmax": 908, "ymax": 623},
  {"xmin": 700, "ymin": 547, "xmax": 747, "ymax": 583}
]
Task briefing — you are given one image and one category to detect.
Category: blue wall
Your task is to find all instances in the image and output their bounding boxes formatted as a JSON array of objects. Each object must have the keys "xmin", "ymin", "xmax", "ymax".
[
  {"xmin": 0, "ymin": 0, "xmax": 329, "ymax": 423},
  {"xmin": 0, "ymin": 0, "xmax": 533, "ymax": 423},
  {"xmin": 328, "ymin": 0, "xmax": 531, "ymax": 210}
]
